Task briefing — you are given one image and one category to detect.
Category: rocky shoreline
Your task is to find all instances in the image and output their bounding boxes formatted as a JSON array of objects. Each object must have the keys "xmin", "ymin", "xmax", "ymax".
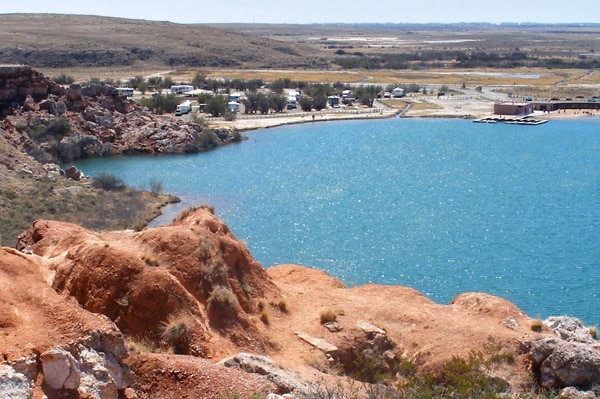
[{"xmin": 1, "ymin": 66, "xmax": 242, "ymax": 165}]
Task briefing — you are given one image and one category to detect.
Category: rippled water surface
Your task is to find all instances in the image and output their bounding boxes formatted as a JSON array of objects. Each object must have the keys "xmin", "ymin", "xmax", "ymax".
[{"xmin": 75, "ymin": 118, "xmax": 600, "ymax": 325}]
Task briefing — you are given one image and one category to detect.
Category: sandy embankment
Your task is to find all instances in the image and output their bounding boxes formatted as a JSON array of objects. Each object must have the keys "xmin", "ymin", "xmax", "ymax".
[
  {"xmin": 539, "ymin": 108, "xmax": 599, "ymax": 120},
  {"xmin": 210, "ymin": 105, "xmax": 402, "ymax": 131}
]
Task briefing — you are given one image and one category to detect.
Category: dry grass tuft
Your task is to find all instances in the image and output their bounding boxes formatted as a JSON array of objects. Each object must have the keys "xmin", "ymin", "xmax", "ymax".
[
  {"xmin": 260, "ymin": 310, "xmax": 270, "ymax": 325},
  {"xmin": 320, "ymin": 308, "xmax": 338, "ymax": 324},
  {"xmin": 208, "ymin": 285, "xmax": 240, "ymax": 314},
  {"xmin": 257, "ymin": 300, "xmax": 266, "ymax": 312},
  {"xmin": 125, "ymin": 336, "xmax": 158, "ymax": 354},
  {"xmin": 141, "ymin": 253, "xmax": 159, "ymax": 266},
  {"xmin": 530, "ymin": 318, "xmax": 544, "ymax": 332},
  {"xmin": 160, "ymin": 314, "xmax": 194, "ymax": 354},
  {"xmin": 271, "ymin": 299, "xmax": 289, "ymax": 313}
]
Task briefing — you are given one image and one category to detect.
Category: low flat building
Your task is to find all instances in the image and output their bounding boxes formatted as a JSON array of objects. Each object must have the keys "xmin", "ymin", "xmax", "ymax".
[
  {"xmin": 494, "ymin": 102, "xmax": 534, "ymax": 116},
  {"xmin": 495, "ymin": 100, "xmax": 599, "ymax": 115}
]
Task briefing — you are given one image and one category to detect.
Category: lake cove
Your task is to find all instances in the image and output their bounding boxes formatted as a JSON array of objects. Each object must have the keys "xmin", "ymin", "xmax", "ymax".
[{"xmin": 75, "ymin": 117, "xmax": 600, "ymax": 326}]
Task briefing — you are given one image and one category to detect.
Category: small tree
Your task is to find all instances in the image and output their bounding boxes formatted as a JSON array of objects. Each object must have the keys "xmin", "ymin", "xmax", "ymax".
[
  {"xmin": 205, "ymin": 95, "xmax": 228, "ymax": 117},
  {"xmin": 136, "ymin": 81, "xmax": 149, "ymax": 94},
  {"xmin": 244, "ymin": 92, "xmax": 260, "ymax": 114},
  {"xmin": 299, "ymin": 96, "xmax": 313, "ymax": 112},
  {"xmin": 356, "ymin": 85, "xmax": 381, "ymax": 107},
  {"xmin": 269, "ymin": 94, "xmax": 287, "ymax": 113},
  {"xmin": 246, "ymin": 79, "xmax": 264, "ymax": 92},
  {"xmin": 269, "ymin": 79, "xmax": 287, "ymax": 94},
  {"xmin": 191, "ymin": 73, "xmax": 206, "ymax": 89},
  {"xmin": 257, "ymin": 93, "xmax": 271, "ymax": 114},
  {"xmin": 312, "ymin": 94, "xmax": 328, "ymax": 111},
  {"xmin": 309, "ymin": 83, "xmax": 334, "ymax": 98},
  {"xmin": 138, "ymin": 92, "xmax": 178, "ymax": 114},
  {"xmin": 149, "ymin": 178, "xmax": 163, "ymax": 196},
  {"xmin": 163, "ymin": 76, "xmax": 174, "ymax": 89},
  {"xmin": 127, "ymin": 75, "xmax": 145, "ymax": 90}
]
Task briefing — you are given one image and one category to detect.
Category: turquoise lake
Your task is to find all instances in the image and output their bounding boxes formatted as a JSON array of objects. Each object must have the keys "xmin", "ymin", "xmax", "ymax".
[{"xmin": 75, "ymin": 118, "xmax": 600, "ymax": 326}]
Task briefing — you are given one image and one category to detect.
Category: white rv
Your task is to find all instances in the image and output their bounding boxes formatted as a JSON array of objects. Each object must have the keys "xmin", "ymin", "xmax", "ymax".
[
  {"xmin": 175, "ymin": 100, "xmax": 192, "ymax": 116},
  {"xmin": 171, "ymin": 85, "xmax": 194, "ymax": 94},
  {"xmin": 286, "ymin": 96, "xmax": 297, "ymax": 109},
  {"xmin": 116, "ymin": 87, "xmax": 134, "ymax": 96}
]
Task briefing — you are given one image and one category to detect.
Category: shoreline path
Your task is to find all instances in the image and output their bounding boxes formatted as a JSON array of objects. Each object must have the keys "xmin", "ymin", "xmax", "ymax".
[{"xmin": 207, "ymin": 86, "xmax": 595, "ymax": 132}]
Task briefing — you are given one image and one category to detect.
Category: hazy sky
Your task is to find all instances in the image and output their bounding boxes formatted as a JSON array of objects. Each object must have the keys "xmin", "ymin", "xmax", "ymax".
[{"xmin": 2, "ymin": 0, "xmax": 599, "ymax": 24}]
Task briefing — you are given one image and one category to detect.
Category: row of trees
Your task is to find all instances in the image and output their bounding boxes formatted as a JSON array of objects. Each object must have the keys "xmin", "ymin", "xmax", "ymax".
[
  {"xmin": 52, "ymin": 72, "xmax": 425, "ymax": 118},
  {"xmin": 333, "ymin": 50, "xmax": 600, "ymax": 70}
]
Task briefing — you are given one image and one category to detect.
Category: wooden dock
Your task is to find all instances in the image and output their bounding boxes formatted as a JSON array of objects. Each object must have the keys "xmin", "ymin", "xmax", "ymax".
[{"xmin": 474, "ymin": 116, "xmax": 547, "ymax": 125}]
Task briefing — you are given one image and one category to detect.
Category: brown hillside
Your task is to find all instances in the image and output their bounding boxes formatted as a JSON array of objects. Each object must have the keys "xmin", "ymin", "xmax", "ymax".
[{"xmin": 0, "ymin": 14, "xmax": 319, "ymax": 69}]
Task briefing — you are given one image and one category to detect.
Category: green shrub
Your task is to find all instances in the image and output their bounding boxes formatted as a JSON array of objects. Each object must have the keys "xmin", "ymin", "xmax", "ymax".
[
  {"xmin": 137, "ymin": 92, "xmax": 179, "ymax": 114},
  {"xmin": 31, "ymin": 117, "xmax": 71, "ymax": 142},
  {"xmin": 206, "ymin": 95, "xmax": 228, "ymax": 117},
  {"xmin": 52, "ymin": 73, "xmax": 75, "ymax": 85},
  {"xmin": 91, "ymin": 173, "xmax": 127, "ymax": 191},
  {"xmin": 223, "ymin": 110, "xmax": 237, "ymax": 121},
  {"xmin": 191, "ymin": 113, "xmax": 210, "ymax": 128},
  {"xmin": 438, "ymin": 352, "xmax": 510, "ymax": 398},
  {"xmin": 196, "ymin": 129, "xmax": 221, "ymax": 151}
]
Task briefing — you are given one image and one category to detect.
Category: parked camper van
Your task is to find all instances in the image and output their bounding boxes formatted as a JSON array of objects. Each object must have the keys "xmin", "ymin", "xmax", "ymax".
[
  {"xmin": 116, "ymin": 87, "xmax": 134, "ymax": 97},
  {"xmin": 175, "ymin": 100, "xmax": 192, "ymax": 116},
  {"xmin": 327, "ymin": 96, "xmax": 340, "ymax": 108},
  {"xmin": 287, "ymin": 97, "xmax": 297, "ymax": 109},
  {"xmin": 171, "ymin": 85, "xmax": 194, "ymax": 94}
]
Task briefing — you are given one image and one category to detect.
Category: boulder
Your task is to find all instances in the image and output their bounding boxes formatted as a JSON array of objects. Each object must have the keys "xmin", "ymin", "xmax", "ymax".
[
  {"xmin": 39, "ymin": 344, "xmax": 131, "ymax": 399},
  {"xmin": 530, "ymin": 337, "xmax": 600, "ymax": 389},
  {"xmin": 23, "ymin": 95, "xmax": 39, "ymax": 112},
  {"xmin": 219, "ymin": 353, "xmax": 306, "ymax": 394},
  {"xmin": 295, "ymin": 331, "xmax": 339, "ymax": 363},
  {"xmin": 40, "ymin": 348, "xmax": 81, "ymax": 390},
  {"xmin": 68, "ymin": 83, "xmax": 83, "ymax": 100},
  {"xmin": 65, "ymin": 165, "xmax": 83, "ymax": 181},
  {"xmin": 0, "ymin": 365, "xmax": 32, "ymax": 399},
  {"xmin": 84, "ymin": 109, "xmax": 97, "ymax": 122},
  {"xmin": 545, "ymin": 316, "xmax": 599, "ymax": 346},
  {"xmin": 39, "ymin": 99, "xmax": 58, "ymax": 115},
  {"xmin": 55, "ymin": 100, "xmax": 67, "ymax": 115},
  {"xmin": 9, "ymin": 357, "xmax": 39, "ymax": 384},
  {"xmin": 43, "ymin": 163, "xmax": 64, "ymax": 177},
  {"xmin": 559, "ymin": 386, "xmax": 597, "ymax": 399},
  {"xmin": 82, "ymin": 84, "xmax": 102, "ymax": 97},
  {"xmin": 97, "ymin": 115, "xmax": 114, "ymax": 128}
]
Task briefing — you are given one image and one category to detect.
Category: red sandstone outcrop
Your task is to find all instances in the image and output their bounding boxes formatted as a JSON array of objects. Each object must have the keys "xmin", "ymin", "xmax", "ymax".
[
  {"xmin": 0, "ymin": 65, "xmax": 64, "ymax": 111},
  {"xmin": 16, "ymin": 206, "xmax": 281, "ymax": 357},
  {"xmin": 0, "ymin": 66, "xmax": 242, "ymax": 165},
  {"xmin": 3, "ymin": 207, "xmax": 600, "ymax": 398}
]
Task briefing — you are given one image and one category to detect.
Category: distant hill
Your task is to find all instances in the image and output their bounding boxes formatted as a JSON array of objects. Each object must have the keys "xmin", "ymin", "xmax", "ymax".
[
  {"xmin": 2, "ymin": 14, "xmax": 599, "ymax": 72},
  {"xmin": 0, "ymin": 14, "xmax": 322, "ymax": 68}
]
